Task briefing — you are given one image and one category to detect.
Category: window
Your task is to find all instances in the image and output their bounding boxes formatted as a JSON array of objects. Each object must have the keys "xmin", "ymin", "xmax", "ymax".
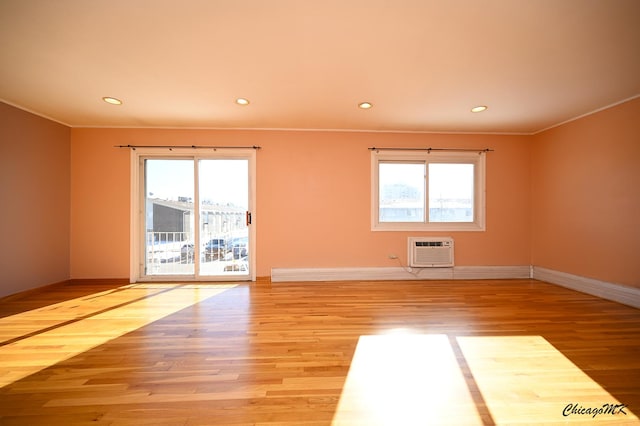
[
  {"xmin": 129, "ymin": 148, "xmax": 256, "ymax": 282},
  {"xmin": 371, "ymin": 150, "xmax": 486, "ymax": 231}
]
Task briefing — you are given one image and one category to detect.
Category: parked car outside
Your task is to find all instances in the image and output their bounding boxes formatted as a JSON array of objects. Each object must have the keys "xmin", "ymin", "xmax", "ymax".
[
  {"xmin": 229, "ymin": 236, "xmax": 248, "ymax": 260},
  {"xmin": 180, "ymin": 243, "xmax": 194, "ymax": 263},
  {"xmin": 204, "ymin": 238, "xmax": 229, "ymax": 261}
]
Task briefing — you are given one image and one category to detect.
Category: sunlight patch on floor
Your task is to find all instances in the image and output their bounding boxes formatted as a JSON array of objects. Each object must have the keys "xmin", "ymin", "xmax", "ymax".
[
  {"xmin": 0, "ymin": 284, "xmax": 182, "ymax": 343},
  {"xmin": 457, "ymin": 335, "xmax": 638, "ymax": 424},
  {"xmin": 333, "ymin": 333, "xmax": 637, "ymax": 425},
  {"xmin": 0, "ymin": 284, "xmax": 236, "ymax": 388},
  {"xmin": 332, "ymin": 334, "xmax": 483, "ymax": 426}
]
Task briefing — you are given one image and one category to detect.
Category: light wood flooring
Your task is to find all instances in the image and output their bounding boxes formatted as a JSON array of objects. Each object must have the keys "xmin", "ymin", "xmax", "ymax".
[{"xmin": 0, "ymin": 279, "xmax": 639, "ymax": 425}]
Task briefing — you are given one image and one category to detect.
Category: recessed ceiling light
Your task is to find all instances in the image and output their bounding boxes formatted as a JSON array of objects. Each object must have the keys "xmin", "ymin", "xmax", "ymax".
[
  {"xmin": 358, "ymin": 102, "xmax": 373, "ymax": 109},
  {"xmin": 471, "ymin": 105, "xmax": 488, "ymax": 113},
  {"xmin": 102, "ymin": 96, "xmax": 122, "ymax": 105},
  {"xmin": 236, "ymin": 98, "xmax": 250, "ymax": 106}
]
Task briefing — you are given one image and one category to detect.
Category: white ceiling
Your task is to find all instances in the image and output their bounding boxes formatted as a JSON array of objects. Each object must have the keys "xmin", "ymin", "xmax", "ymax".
[{"xmin": 1, "ymin": 0, "xmax": 639, "ymax": 134}]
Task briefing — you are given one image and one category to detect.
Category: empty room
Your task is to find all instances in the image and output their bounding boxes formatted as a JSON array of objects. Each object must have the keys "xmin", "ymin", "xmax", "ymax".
[{"xmin": 1, "ymin": 1, "xmax": 639, "ymax": 425}]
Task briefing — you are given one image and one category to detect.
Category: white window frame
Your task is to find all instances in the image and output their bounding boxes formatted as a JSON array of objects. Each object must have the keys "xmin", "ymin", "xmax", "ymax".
[
  {"xmin": 129, "ymin": 148, "xmax": 257, "ymax": 283},
  {"xmin": 371, "ymin": 150, "xmax": 486, "ymax": 231}
]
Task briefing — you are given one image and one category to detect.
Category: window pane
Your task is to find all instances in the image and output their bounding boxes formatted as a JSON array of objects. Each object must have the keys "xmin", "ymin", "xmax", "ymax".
[
  {"xmin": 379, "ymin": 162, "xmax": 425, "ymax": 222},
  {"xmin": 199, "ymin": 159, "xmax": 249, "ymax": 277},
  {"xmin": 429, "ymin": 163, "xmax": 474, "ymax": 222},
  {"xmin": 144, "ymin": 159, "xmax": 195, "ymax": 275}
]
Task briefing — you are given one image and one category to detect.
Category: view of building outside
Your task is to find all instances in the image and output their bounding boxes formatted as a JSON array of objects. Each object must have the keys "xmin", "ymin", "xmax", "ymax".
[
  {"xmin": 379, "ymin": 162, "xmax": 474, "ymax": 223},
  {"xmin": 379, "ymin": 162, "xmax": 425, "ymax": 222},
  {"xmin": 428, "ymin": 163, "xmax": 474, "ymax": 222},
  {"xmin": 144, "ymin": 159, "xmax": 249, "ymax": 276}
]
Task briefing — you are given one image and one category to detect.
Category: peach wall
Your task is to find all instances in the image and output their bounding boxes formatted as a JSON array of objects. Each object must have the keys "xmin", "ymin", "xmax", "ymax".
[
  {"xmin": 532, "ymin": 97, "xmax": 640, "ymax": 288},
  {"xmin": 69, "ymin": 130, "xmax": 131, "ymax": 279},
  {"xmin": 0, "ymin": 103, "xmax": 70, "ymax": 298},
  {"xmin": 3, "ymin": 97, "xmax": 635, "ymax": 295},
  {"xmin": 70, "ymin": 128, "xmax": 531, "ymax": 279},
  {"xmin": 259, "ymin": 132, "xmax": 531, "ymax": 271}
]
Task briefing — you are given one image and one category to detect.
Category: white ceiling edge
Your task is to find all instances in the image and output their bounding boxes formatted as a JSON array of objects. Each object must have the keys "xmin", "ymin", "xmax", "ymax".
[
  {"xmin": 3, "ymin": 95, "xmax": 638, "ymax": 137},
  {"xmin": 531, "ymin": 94, "xmax": 640, "ymax": 135},
  {"xmin": 68, "ymin": 124, "xmax": 533, "ymax": 137},
  {"xmin": 1, "ymin": 98, "xmax": 71, "ymax": 127}
]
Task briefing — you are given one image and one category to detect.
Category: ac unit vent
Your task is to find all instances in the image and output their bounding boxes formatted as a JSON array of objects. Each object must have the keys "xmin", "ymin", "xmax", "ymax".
[{"xmin": 408, "ymin": 237, "xmax": 454, "ymax": 267}]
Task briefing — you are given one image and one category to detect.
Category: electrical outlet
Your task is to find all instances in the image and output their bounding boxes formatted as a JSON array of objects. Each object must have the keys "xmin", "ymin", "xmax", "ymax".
[{"xmin": 388, "ymin": 254, "xmax": 398, "ymax": 259}]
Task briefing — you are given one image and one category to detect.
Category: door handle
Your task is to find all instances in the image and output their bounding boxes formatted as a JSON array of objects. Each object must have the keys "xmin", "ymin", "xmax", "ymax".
[{"xmin": 246, "ymin": 211, "xmax": 252, "ymax": 226}]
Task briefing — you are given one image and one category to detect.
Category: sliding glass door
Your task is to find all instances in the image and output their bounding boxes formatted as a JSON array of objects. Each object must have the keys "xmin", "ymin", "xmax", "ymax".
[
  {"xmin": 198, "ymin": 159, "xmax": 249, "ymax": 278},
  {"xmin": 133, "ymin": 149, "xmax": 255, "ymax": 281}
]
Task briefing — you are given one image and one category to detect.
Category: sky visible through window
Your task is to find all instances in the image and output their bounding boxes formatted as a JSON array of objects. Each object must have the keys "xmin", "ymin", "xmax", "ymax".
[
  {"xmin": 429, "ymin": 163, "xmax": 474, "ymax": 201},
  {"xmin": 146, "ymin": 159, "xmax": 248, "ymax": 208},
  {"xmin": 379, "ymin": 162, "xmax": 474, "ymax": 223}
]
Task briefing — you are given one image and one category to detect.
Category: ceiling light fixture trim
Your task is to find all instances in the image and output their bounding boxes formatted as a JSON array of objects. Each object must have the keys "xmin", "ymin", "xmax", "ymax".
[
  {"xmin": 471, "ymin": 105, "xmax": 488, "ymax": 113},
  {"xmin": 102, "ymin": 97, "xmax": 123, "ymax": 105}
]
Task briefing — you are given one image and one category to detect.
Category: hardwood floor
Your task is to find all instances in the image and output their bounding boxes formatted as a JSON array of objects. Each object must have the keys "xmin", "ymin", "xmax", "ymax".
[{"xmin": 0, "ymin": 279, "xmax": 639, "ymax": 425}]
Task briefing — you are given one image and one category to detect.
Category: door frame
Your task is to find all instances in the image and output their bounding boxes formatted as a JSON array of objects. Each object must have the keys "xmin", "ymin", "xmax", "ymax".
[{"xmin": 129, "ymin": 147, "xmax": 257, "ymax": 283}]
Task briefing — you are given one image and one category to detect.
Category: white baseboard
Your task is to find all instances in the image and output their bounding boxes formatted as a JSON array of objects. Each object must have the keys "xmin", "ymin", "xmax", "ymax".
[
  {"xmin": 271, "ymin": 266, "xmax": 531, "ymax": 283},
  {"xmin": 452, "ymin": 266, "xmax": 531, "ymax": 280},
  {"xmin": 270, "ymin": 265, "xmax": 640, "ymax": 309},
  {"xmin": 532, "ymin": 266, "xmax": 640, "ymax": 309}
]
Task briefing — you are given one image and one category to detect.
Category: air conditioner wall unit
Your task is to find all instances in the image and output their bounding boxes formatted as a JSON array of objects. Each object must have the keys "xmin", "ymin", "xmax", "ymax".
[{"xmin": 408, "ymin": 237, "xmax": 454, "ymax": 267}]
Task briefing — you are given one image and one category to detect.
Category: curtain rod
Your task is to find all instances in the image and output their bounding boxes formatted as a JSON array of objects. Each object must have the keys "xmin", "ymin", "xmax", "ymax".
[
  {"xmin": 115, "ymin": 144, "xmax": 261, "ymax": 150},
  {"xmin": 369, "ymin": 147, "xmax": 493, "ymax": 153}
]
